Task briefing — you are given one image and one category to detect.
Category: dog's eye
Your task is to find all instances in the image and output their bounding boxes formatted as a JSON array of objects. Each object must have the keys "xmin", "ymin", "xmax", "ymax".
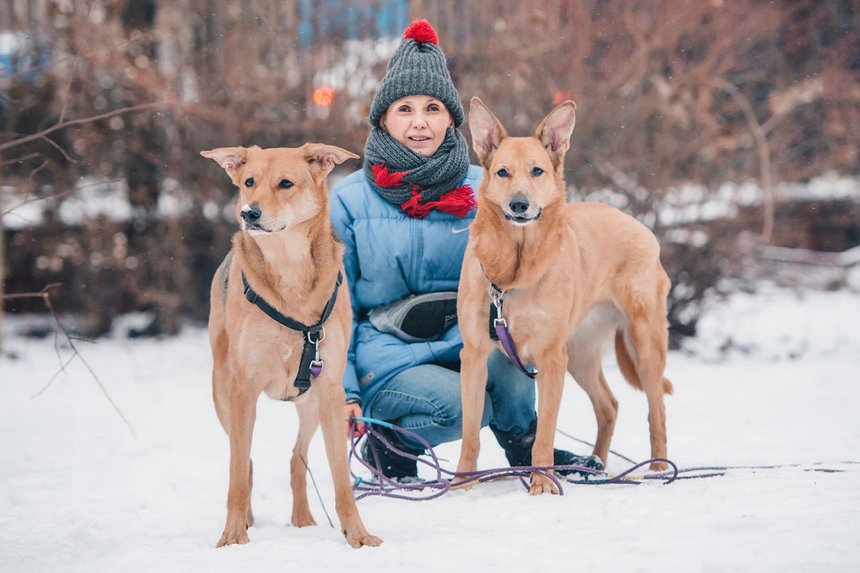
[
  {"xmin": 531, "ymin": 167, "xmax": 544, "ymax": 177},
  {"xmin": 496, "ymin": 168, "xmax": 509, "ymax": 178},
  {"xmin": 278, "ymin": 179, "xmax": 294, "ymax": 189},
  {"xmin": 244, "ymin": 177, "xmax": 255, "ymax": 188}
]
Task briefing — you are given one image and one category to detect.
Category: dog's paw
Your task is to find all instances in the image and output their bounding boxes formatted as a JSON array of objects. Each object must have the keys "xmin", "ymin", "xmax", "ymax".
[
  {"xmin": 216, "ymin": 524, "xmax": 250, "ymax": 547},
  {"xmin": 291, "ymin": 513, "xmax": 317, "ymax": 528},
  {"xmin": 449, "ymin": 475, "xmax": 474, "ymax": 490},
  {"xmin": 528, "ymin": 472, "xmax": 560, "ymax": 495},
  {"xmin": 344, "ymin": 527, "xmax": 383, "ymax": 548},
  {"xmin": 451, "ymin": 460, "xmax": 478, "ymax": 489},
  {"xmin": 649, "ymin": 459, "xmax": 670, "ymax": 472}
]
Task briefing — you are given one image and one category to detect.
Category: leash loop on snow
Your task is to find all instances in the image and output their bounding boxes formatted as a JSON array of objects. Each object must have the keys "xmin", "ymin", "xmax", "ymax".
[{"xmin": 348, "ymin": 416, "xmax": 679, "ymax": 501}]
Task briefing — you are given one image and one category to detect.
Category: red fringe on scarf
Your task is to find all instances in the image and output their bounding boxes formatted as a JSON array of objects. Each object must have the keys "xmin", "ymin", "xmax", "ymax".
[
  {"xmin": 371, "ymin": 163, "xmax": 407, "ymax": 188},
  {"xmin": 372, "ymin": 163, "xmax": 475, "ymax": 219},
  {"xmin": 400, "ymin": 184, "xmax": 476, "ymax": 219}
]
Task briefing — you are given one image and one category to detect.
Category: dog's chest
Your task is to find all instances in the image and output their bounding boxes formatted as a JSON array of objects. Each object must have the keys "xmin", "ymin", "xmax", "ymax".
[
  {"xmin": 256, "ymin": 336, "xmax": 302, "ymax": 400},
  {"xmin": 501, "ymin": 295, "xmax": 561, "ymax": 357}
]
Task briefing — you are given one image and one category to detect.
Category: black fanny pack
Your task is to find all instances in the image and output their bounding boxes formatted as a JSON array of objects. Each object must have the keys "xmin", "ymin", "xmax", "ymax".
[{"xmin": 368, "ymin": 291, "xmax": 458, "ymax": 342}]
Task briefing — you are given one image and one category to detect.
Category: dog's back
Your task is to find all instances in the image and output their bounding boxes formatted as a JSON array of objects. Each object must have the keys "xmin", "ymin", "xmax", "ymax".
[{"xmin": 563, "ymin": 203, "xmax": 674, "ymax": 399}]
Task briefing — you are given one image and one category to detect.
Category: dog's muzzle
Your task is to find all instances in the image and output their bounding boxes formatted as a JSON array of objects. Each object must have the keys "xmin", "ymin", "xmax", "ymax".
[
  {"xmin": 240, "ymin": 204, "xmax": 286, "ymax": 233},
  {"xmin": 503, "ymin": 195, "xmax": 543, "ymax": 225},
  {"xmin": 241, "ymin": 204, "xmax": 262, "ymax": 227}
]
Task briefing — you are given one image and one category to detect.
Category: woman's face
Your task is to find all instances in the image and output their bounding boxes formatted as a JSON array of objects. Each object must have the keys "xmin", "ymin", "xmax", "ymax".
[{"xmin": 381, "ymin": 95, "xmax": 453, "ymax": 157}]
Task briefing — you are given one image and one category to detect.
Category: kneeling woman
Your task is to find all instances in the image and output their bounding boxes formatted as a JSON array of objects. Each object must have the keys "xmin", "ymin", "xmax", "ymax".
[{"xmin": 330, "ymin": 20, "xmax": 600, "ymax": 481}]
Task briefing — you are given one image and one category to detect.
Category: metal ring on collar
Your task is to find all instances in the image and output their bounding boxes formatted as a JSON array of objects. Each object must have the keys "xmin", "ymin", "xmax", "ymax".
[{"xmin": 307, "ymin": 327, "xmax": 326, "ymax": 344}]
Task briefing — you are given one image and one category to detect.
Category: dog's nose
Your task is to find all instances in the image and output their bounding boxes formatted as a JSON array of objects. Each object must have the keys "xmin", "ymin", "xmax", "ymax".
[
  {"xmin": 508, "ymin": 195, "xmax": 530, "ymax": 215},
  {"xmin": 241, "ymin": 204, "xmax": 262, "ymax": 224}
]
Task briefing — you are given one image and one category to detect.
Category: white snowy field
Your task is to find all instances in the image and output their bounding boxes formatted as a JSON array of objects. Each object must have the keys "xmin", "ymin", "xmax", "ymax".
[{"xmin": 1, "ymin": 284, "xmax": 859, "ymax": 573}]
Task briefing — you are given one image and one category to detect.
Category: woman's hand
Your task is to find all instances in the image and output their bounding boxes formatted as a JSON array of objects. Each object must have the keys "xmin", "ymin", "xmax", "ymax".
[{"xmin": 344, "ymin": 401, "xmax": 365, "ymax": 439}]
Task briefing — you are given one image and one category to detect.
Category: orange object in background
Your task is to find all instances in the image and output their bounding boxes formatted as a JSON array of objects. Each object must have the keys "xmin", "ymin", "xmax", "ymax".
[
  {"xmin": 553, "ymin": 90, "xmax": 573, "ymax": 105},
  {"xmin": 312, "ymin": 86, "xmax": 335, "ymax": 106}
]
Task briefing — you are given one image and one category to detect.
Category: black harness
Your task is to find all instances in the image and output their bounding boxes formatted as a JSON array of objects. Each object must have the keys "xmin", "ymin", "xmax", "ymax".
[{"xmin": 241, "ymin": 271, "xmax": 343, "ymax": 399}]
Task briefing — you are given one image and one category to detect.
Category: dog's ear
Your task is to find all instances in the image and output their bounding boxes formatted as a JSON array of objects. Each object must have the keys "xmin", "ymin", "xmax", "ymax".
[
  {"xmin": 201, "ymin": 147, "xmax": 248, "ymax": 178},
  {"xmin": 534, "ymin": 100, "xmax": 576, "ymax": 167},
  {"xmin": 302, "ymin": 144, "xmax": 359, "ymax": 178},
  {"xmin": 468, "ymin": 97, "xmax": 507, "ymax": 167}
]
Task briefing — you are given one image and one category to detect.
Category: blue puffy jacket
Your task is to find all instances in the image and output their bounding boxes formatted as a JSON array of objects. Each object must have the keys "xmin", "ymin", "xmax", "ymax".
[{"xmin": 329, "ymin": 166, "xmax": 482, "ymax": 408}]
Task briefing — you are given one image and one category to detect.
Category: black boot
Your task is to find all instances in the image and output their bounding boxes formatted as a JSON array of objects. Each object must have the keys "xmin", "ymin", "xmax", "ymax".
[
  {"xmin": 490, "ymin": 422, "xmax": 536, "ymax": 467},
  {"xmin": 490, "ymin": 421, "xmax": 604, "ymax": 478},
  {"xmin": 361, "ymin": 426, "xmax": 423, "ymax": 483},
  {"xmin": 552, "ymin": 448, "xmax": 605, "ymax": 478}
]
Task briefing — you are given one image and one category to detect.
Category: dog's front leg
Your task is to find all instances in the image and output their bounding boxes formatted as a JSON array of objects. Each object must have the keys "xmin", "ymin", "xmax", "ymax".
[
  {"xmin": 454, "ymin": 342, "xmax": 490, "ymax": 483},
  {"xmin": 291, "ymin": 396, "xmax": 319, "ymax": 528},
  {"xmin": 316, "ymin": 375, "xmax": 382, "ymax": 548},
  {"xmin": 530, "ymin": 348, "xmax": 568, "ymax": 495},
  {"xmin": 217, "ymin": 383, "xmax": 257, "ymax": 547}
]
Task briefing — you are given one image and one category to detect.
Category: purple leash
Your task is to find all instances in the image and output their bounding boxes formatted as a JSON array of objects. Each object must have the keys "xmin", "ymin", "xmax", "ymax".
[
  {"xmin": 494, "ymin": 319, "xmax": 537, "ymax": 378},
  {"xmin": 350, "ymin": 419, "xmax": 451, "ymax": 501},
  {"xmin": 488, "ymin": 282, "xmax": 538, "ymax": 379},
  {"xmin": 349, "ymin": 417, "xmax": 679, "ymax": 501}
]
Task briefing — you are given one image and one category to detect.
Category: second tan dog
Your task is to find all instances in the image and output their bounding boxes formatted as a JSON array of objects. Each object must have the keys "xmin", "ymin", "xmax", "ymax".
[
  {"xmin": 202, "ymin": 144, "xmax": 381, "ymax": 547},
  {"xmin": 455, "ymin": 99, "xmax": 673, "ymax": 494}
]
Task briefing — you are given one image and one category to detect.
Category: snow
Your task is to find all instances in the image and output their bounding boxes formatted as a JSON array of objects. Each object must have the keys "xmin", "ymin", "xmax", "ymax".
[
  {"xmin": 2, "ymin": 285, "xmax": 859, "ymax": 572},
  {"xmin": 574, "ymin": 173, "xmax": 860, "ymax": 228}
]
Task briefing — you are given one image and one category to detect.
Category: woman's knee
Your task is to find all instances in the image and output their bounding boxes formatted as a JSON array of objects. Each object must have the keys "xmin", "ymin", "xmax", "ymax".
[
  {"xmin": 373, "ymin": 364, "xmax": 463, "ymax": 424},
  {"xmin": 486, "ymin": 350, "xmax": 536, "ymax": 402}
]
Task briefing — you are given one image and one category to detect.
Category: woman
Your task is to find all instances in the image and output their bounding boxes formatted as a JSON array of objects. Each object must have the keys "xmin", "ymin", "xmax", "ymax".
[{"xmin": 330, "ymin": 20, "xmax": 600, "ymax": 481}]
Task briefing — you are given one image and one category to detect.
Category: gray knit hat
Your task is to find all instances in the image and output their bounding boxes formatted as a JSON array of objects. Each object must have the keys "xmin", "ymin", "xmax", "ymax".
[{"xmin": 369, "ymin": 20, "xmax": 465, "ymax": 129}]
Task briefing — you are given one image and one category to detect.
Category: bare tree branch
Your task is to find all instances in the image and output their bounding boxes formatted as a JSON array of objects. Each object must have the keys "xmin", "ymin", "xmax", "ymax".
[
  {"xmin": 38, "ymin": 135, "xmax": 75, "ymax": 164},
  {"xmin": 3, "ymin": 284, "xmax": 137, "ymax": 438},
  {"xmin": 0, "ymin": 152, "xmax": 42, "ymax": 167},
  {"xmin": 710, "ymin": 78, "xmax": 775, "ymax": 244},
  {"xmin": 0, "ymin": 102, "xmax": 168, "ymax": 154}
]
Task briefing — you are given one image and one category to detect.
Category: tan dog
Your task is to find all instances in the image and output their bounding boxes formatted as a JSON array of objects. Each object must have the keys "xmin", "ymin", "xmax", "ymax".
[
  {"xmin": 201, "ymin": 144, "xmax": 381, "ymax": 548},
  {"xmin": 455, "ymin": 99, "xmax": 673, "ymax": 494}
]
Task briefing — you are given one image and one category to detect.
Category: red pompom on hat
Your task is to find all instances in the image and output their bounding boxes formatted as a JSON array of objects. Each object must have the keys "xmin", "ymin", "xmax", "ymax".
[{"xmin": 402, "ymin": 19, "xmax": 439, "ymax": 45}]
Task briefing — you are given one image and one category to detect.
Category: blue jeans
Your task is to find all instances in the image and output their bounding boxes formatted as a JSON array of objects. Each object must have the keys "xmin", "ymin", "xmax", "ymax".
[{"xmin": 365, "ymin": 349, "xmax": 537, "ymax": 451}]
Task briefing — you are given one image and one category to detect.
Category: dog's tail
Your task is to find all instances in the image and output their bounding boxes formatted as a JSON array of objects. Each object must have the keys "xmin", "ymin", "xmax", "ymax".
[{"xmin": 614, "ymin": 330, "xmax": 674, "ymax": 395}]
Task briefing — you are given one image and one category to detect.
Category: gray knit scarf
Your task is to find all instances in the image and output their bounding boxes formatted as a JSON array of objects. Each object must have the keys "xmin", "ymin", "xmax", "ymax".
[{"xmin": 363, "ymin": 126, "xmax": 472, "ymax": 217}]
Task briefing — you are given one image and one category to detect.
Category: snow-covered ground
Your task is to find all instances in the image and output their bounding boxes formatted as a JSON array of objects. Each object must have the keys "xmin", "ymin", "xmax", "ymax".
[{"xmin": 1, "ymin": 285, "xmax": 859, "ymax": 572}]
